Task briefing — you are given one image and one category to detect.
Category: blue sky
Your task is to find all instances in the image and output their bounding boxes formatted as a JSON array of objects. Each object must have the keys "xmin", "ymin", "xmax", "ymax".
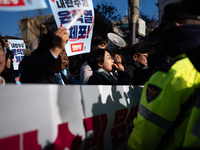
[{"xmin": 0, "ymin": 0, "xmax": 158, "ymax": 37}]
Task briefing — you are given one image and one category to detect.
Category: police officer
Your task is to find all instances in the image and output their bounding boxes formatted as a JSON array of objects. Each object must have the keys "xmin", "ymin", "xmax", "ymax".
[{"xmin": 127, "ymin": 1, "xmax": 200, "ymax": 149}]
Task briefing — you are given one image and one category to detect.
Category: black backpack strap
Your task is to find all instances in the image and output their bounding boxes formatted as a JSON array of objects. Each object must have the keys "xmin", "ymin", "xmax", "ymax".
[
  {"xmin": 158, "ymin": 58, "xmax": 183, "ymax": 73},
  {"xmin": 158, "ymin": 61, "xmax": 177, "ymax": 73}
]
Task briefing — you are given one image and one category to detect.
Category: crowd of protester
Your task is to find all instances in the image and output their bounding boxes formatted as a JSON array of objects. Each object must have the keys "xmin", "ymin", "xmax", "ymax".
[
  {"xmin": 0, "ymin": 0, "xmax": 200, "ymax": 149},
  {"xmin": 0, "ymin": 34, "xmax": 156, "ymax": 85},
  {"xmin": 0, "ymin": 26, "xmax": 158, "ymax": 86}
]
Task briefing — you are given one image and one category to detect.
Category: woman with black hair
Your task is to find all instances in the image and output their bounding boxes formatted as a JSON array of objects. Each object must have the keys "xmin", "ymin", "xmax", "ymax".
[
  {"xmin": 87, "ymin": 48, "xmax": 130, "ymax": 85},
  {"xmin": 6, "ymin": 49, "xmax": 14, "ymax": 72},
  {"xmin": 113, "ymin": 50, "xmax": 128, "ymax": 67},
  {"xmin": 0, "ymin": 37, "xmax": 15, "ymax": 84}
]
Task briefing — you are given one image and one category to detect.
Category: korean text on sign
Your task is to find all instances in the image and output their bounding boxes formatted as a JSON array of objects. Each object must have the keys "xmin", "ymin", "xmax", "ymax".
[{"xmin": 49, "ymin": 0, "xmax": 95, "ymax": 56}]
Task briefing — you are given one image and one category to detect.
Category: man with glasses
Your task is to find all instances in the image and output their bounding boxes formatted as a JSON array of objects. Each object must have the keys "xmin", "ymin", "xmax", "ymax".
[{"xmin": 125, "ymin": 43, "xmax": 149, "ymax": 85}]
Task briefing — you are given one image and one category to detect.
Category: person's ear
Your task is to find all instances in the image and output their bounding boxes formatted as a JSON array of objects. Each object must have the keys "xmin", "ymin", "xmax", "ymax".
[
  {"xmin": 92, "ymin": 45, "xmax": 97, "ymax": 51},
  {"xmin": 175, "ymin": 22, "xmax": 180, "ymax": 26},
  {"xmin": 133, "ymin": 54, "xmax": 138, "ymax": 61},
  {"xmin": 98, "ymin": 62, "xmax": 103, "ymax": 68}
]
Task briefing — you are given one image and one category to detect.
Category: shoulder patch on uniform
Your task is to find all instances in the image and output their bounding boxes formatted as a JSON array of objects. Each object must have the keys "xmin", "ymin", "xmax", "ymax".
[{"xmin": 146, "ymin": 84, "xmax": 162, "ymax": 103}]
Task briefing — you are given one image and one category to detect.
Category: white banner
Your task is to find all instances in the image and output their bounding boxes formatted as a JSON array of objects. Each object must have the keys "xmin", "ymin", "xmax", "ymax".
[
  {"xmin": 7, "ymin": 39, "xmax": 26, "ymax": 70},
  {"xmin": 49, "ymin": 0, "xmax": 95, "ymax": 57},
  {"xmin": 0, "ymin": 0, "xmax": 47, "ymax": 11},
  {"xmin": 0, "ymin": 85, "xmax": 143, "ymax": 150}
]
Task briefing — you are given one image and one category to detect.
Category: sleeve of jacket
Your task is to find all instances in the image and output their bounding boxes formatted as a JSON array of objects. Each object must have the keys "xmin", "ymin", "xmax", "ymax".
[
  {"xmin": 127, "ymin": 69, "xmax": 194, "ymax": 150},
  {"xmin": 117, "ymin": 71, "xmax": 131, "ymax": 85},
  {"xmin": 80, "ymin": 61, "xmax": 92, "ymax": 84},
  {"xmin": 20, "ymin": 50, "xmax": 57, "ymax": 83},
  {"xmin": 124, "ymin": 65, "xmax": 134, "ymax": 85}
]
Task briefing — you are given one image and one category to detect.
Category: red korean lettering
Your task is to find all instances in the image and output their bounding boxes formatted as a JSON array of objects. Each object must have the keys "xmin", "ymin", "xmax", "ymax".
[
  {"xmin": 52, "ymin": 122, "xmax": 82, "ymax": 150},
  {"xmin": 83, "ymin": 114, "xmax": 107, "ymax": 150},
  {"xmin": 0, "ymin": 134, "xmax": 20, "ymax": 150},
  {"xmin": 111, "ymin": 109, "xmax": 128, "ymax": 149},
  {"xmin": 23, "ymin": 130, "xmax": 41, "ymax": 150},
  {"xmin": 113, "ymin": 108, "xmax": 128, "ymax": 126},
  {"xmin": 0, "ymin": 0, "xmax": 25, "ymax": 6}
]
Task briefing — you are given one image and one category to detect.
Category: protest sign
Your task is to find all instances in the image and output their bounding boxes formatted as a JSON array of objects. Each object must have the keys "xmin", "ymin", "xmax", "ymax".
[
  {"xmin": 0, "ymin": 85, "xmax": 143, "ymax": 149},
  {"xmin": 49, "ymin": 0, "xmax": 95, "ymax": 57},
  {"xmin": 0, "ymin": 0, "xmax": 47, "ymax": 11},
  {"xmin": 7, "ymin": 39, "xmax": 26, "ymax": 70}
]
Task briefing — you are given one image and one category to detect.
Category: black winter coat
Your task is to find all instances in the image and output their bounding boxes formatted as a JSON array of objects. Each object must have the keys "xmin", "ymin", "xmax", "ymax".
[
  {"xmin": 88, "ymin": 71, "xmax": 130, "ymax": 85},
  {"xmin": 125, "ymin": 61, "xmax": 149, "ymax": 85}
]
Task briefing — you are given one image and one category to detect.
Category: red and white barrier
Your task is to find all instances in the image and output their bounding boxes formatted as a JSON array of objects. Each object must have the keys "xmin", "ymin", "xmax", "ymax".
[{"xmin": 0, "ymin": 85, "xmax": 143, "ymax": 150}]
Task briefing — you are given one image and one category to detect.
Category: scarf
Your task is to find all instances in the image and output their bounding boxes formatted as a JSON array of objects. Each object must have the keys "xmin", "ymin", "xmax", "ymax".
[
  {"xmin": 159, "ymin": 25, "xmax": 200, "ymax": 58},
  {"xmin": 95, "ymin": 68, "xmax": 117, "ymax": 85}
]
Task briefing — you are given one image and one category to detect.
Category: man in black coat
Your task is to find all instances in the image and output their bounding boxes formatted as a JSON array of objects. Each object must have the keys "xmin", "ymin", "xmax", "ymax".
[
  {"xmin": 125, "ymin": 43, "xmax": 149, "ymax": 85},
  {"xmin": 20, "ymin": 27, "xmax": 71, "ymax": 85}
]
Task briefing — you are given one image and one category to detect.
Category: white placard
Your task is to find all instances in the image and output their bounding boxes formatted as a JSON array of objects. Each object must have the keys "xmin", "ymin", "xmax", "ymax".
[
  {"xmin": 0, "ymin": 0, "xmax": 47, "ymax": 11},
  {"xmin": 0, "ymin": 85, "xmax": 143, "ymax": 150},
  {"xmin": 7, "ymin": 39, "xmax": 26, "ymax": 70},
  {"xmin": 49, "ymin": 0, "xmax": 95, "ymax": 57}
]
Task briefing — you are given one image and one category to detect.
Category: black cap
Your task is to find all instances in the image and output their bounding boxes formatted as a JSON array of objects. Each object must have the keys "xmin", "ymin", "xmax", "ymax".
[
  {"xmin": 153, "ymin": 2, "xmax": 200, "ymax": 37},
  {"xmin": 181, "ymin": 0, "xmax": 200, "ymax": 15},
  {"xmin": 138, "ymin": 31, "xmax": 158, "ymax": 53}
]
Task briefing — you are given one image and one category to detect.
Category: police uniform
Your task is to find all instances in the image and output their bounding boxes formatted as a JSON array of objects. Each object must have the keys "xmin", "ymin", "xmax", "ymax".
[
  {"xmin": 127, "ymin": 1, "xmax": 200, "ymax": 149},
  {"xmin": 127, "ymin": 56, "xmax": 200, "ymax": 150},
  {"xmin": 182, "ymin": 87, "xmax": 200, "ymax": 148}
]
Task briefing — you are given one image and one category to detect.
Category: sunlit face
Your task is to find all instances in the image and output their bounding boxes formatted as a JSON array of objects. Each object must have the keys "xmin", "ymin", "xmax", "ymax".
[
  {"xmin": 0, "ymin": 47, "xmax": 6, "ymax": 74},
  {"xmin": 97, "ymin": 43, "xmax": 107, "ymax": 49},
  {"xmin": 92, "ymin": 43, "xmax": 107, "ymax": 51},
  {"xmin": 59, "ymin": 49, "xmax": 70, "ymax": 71},
  {"xmin": 114, "ymin": 54, "xmax": 122, "ymax": 63},
  {"xmin": 134, "ymin": 53, "xmax": 148, "ymax": 67},
  {"xmin": 6, "ymin": 58, "xmax": 11, "ymax": 69},
  {"xmin": 98, "ymin": 51, "xmax": 114, "ymax": 73}
]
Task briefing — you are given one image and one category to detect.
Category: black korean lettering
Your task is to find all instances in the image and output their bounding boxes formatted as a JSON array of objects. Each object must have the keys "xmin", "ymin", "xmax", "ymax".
[
  {"xmin": 78, "ymin": 25, "xmax": 87, "ymax": 39},
  {"xmin": 58, "ymin": 11, "xmax": 72, "ymax": 24},
  {"xmin": 69, "ymin": 25, "xmax": 78, "ymax": 39},
  {"xmin": 11, "ymin": 43, "xmax": 15, "ymax": 48},
  {"xmin": 64, "ymin": 0, "xmax": 74, "ymax": 7},
  {"xmin": 72, "ymin": 10, "xmax": 83, "ymax": 23},
  {"xmin": 15, "ymin": 44, "xmax": 18, "ymax": 48},
  {"xmin": 81, "ymin": 0, "xmax": 88, "ymax": 7},
  {"xmin": 18, "ymin": 44, "xmax": 21, "ymax": 48},
  {"xmin": 15, "ymin": 56, "xmax": 21, "ymax": 62},
  {"xmin": 72, "ymin": 10, "xmax": 83, "ymax": 17},
  {"xmin": 56, "ymin": 0, "xmax": 66, "ymax": 8},
  {"xmin": 12, "ymin": 49, "xmax": 17, "ymax": 55},
  {"xmin": 84, "ymin": 17, "xmax": 92, "ymax": 23},
  {"xmin": 74, "ymin": 0, "xmax": 81, "ymax": 7},
  {"xmin": 21, "ymin": 44, "xmax": 24, "ymax": 48},
  {"xmin": 17, "ymin": 49, "xmax": 23, "ymax": 55}
]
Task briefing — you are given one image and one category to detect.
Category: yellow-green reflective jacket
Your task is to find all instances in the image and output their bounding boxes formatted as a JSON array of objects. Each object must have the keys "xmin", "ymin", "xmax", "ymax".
[
  {"xmin": 127, "ymin": 57, "xmax": 200, "ymax": 150},
  {"xmin": 183, "ymin": 88, "xmax": 200, "ymax": 148}
]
